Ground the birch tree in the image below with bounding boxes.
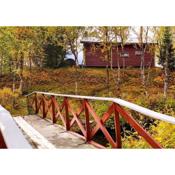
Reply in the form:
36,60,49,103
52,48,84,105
132,26,155,95
112,27,130,83
88,26,114,94
87,26,130,96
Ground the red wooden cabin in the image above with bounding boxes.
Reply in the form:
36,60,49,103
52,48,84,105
81,40,155,68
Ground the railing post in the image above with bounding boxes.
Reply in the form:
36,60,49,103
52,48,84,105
0,131,7,148
26,95,30,114
84,99,91,142
42,94,46,118
113,103,122,148
51,96,56,123
64,97,70,131
34,93,38,114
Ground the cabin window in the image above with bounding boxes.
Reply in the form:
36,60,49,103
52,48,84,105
95,43,100,48
120,52,129,58
135,50,142,55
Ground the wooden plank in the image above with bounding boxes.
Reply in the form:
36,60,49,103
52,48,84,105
19,115,96,149
14,117,56,149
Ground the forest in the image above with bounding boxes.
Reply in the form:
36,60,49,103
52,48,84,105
1,26,175,148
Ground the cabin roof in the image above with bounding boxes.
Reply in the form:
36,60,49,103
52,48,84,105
81,37,156,45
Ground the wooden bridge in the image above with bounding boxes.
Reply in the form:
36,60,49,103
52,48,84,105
1,91,175,149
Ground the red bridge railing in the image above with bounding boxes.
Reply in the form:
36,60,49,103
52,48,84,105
27,91,175,148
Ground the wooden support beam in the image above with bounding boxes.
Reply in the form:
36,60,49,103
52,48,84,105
84,100,91,142
115,104,162,148
85,101,116,148
42,95,46,119
51,96,56,123
34,93,38,114
113,103,122,148
64,97,70,131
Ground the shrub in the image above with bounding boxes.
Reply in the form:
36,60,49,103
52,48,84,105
151,121,175,148
153,76,163,87
122,134,150,148
0,87,19,111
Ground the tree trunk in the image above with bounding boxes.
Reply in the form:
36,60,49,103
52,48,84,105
19,78,23,94
110,47,121,97
9,58,12,74
117,63,121,83
140,51,145,87
0,56,3,76
114,51,121,97
75,81,78,95
106,65,110,95
74,53,79,66
12,73,16,92
110,47,113,69
146,57,153,87
29,57,32,72
72,52,79,95
164,55,169,99
19,52,24,95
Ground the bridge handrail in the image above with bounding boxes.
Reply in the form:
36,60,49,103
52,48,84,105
0,105,32,148
26,91,175,125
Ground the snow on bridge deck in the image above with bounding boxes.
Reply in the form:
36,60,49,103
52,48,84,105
14,115,96,149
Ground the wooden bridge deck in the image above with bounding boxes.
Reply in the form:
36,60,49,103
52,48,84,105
14,115,96,149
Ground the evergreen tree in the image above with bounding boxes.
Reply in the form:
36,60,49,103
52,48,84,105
43,42,65,68
157,27,175,98
158,27,175,70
